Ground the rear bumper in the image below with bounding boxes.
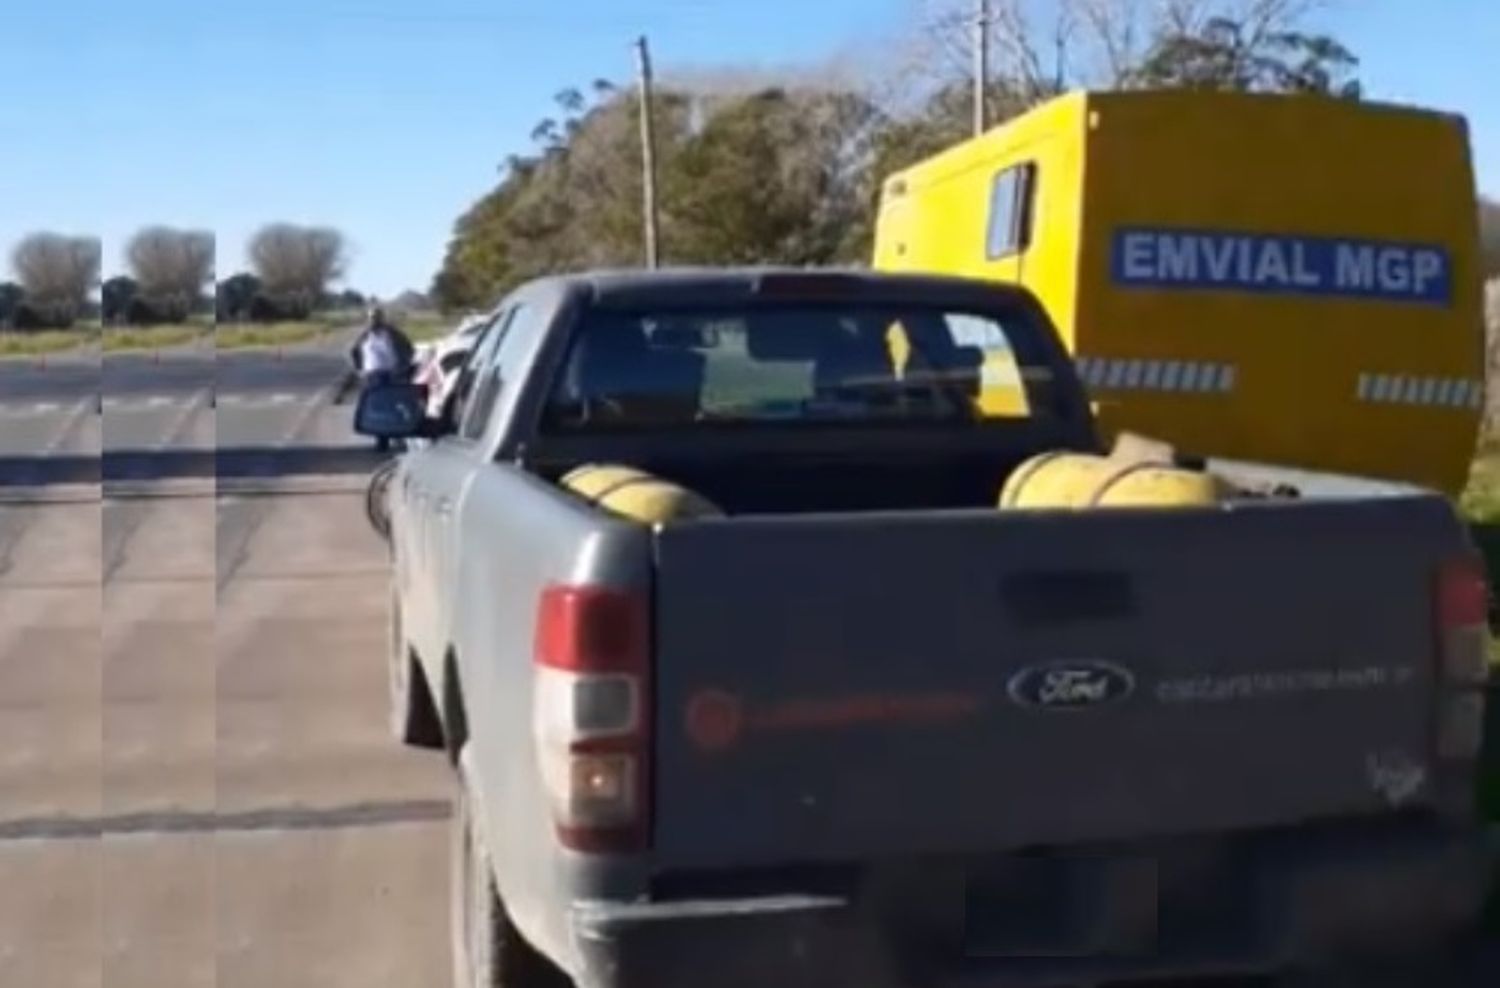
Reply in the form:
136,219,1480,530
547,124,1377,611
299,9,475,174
569,821,1495,988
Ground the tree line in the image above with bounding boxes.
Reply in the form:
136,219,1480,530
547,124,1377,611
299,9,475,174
215,223,358,323
430,0,1499,313
0,234,101,329
0,223,362,331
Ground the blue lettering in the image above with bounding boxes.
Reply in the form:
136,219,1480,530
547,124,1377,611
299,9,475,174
1412,250,1443,295
1291,243,1320,287
1378,248,1410,293
1235,238,1253,282
1122,233,1155,280
1336,244,1376,289
1158,235,1198,281
1111,228,1450,305
1202,238,1236,281
1253,241,1290,285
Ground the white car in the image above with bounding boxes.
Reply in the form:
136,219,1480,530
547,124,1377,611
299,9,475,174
412,313,481,368
413,316,486,418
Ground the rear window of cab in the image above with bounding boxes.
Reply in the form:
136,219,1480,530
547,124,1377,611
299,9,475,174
539,303,1050,432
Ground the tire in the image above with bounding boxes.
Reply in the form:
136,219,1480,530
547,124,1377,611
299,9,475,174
366,458,398,541
388,588,443,749
451,748,572,988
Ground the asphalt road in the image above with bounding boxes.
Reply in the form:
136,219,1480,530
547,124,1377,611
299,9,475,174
0,334,369,476
0,352,100,405
0,487,450,987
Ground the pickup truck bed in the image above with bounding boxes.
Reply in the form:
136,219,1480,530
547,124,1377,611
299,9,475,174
360,267,1494,988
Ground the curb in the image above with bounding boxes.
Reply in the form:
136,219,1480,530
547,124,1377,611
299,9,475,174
0,475,371,503
0,484,101,505
216,475,371,496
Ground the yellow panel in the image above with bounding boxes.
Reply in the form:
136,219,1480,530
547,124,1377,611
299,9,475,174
874,90,1485,496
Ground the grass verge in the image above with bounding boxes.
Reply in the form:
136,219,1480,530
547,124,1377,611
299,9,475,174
215,320,341,350
402,312,453,342
0,328,98,356
102,324,211,352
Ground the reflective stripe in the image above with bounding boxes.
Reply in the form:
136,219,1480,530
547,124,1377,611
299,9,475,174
1072,357,1236,395
1161,361,1183,391
1354,373,1484,409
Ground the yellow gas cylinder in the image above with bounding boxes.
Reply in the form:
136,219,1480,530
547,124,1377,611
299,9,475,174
1090,461,1235,508
559,463,656,500
560,463,724,524
999,452,1232,510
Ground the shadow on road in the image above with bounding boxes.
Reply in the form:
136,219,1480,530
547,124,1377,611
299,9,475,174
0,445,392,487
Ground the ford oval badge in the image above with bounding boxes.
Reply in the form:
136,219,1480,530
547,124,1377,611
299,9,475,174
1006,661,1135,710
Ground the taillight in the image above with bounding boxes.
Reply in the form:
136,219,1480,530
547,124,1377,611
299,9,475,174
1434,556,1490,760
533,584,649,853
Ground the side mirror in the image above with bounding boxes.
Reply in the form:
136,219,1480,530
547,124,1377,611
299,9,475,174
354,382,427,438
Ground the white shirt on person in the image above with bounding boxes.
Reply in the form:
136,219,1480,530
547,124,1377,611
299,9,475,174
360,329,399,373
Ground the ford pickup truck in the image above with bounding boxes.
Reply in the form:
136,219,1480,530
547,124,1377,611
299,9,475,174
354,267,1494,988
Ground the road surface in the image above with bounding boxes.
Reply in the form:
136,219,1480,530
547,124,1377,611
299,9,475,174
0,484,451,987
1,333,372,485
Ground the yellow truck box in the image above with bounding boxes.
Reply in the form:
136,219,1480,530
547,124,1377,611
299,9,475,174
873,89,1487,496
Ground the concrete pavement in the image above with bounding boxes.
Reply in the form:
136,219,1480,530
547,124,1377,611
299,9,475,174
0,486,450,987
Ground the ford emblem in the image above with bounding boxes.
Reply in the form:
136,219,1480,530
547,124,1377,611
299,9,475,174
1006,661,1135,710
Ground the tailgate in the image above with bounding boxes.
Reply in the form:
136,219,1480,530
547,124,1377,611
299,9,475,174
650,498,1458,869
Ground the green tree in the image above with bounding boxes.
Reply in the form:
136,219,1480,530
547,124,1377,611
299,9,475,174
431,0,1365,297
665,88,881,265
1130,16,1360,95
216,272,262,322
9,232,100,325
102,275,138,325
0,281,23,327
430,84,692,309
124,226,214,322
1481,196,1500,278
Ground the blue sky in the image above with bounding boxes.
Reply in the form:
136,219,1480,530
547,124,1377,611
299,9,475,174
0,0,1495,297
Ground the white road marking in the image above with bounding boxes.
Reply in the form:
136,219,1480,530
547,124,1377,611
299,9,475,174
280,383,338,446
216,391,304,407
103,395,179,412
41,400,95,456
0,401,67,417
157,388,210,449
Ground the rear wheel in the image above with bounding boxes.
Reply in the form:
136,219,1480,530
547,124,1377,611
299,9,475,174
451,749,572,988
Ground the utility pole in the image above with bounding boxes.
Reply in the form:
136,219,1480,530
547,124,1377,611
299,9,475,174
634,35,661,269
972,0,989,137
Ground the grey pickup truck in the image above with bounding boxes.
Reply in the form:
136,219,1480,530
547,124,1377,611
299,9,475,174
355,268,1494,988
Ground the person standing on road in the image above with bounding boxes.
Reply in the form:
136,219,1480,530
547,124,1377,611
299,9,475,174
349,305,416,452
